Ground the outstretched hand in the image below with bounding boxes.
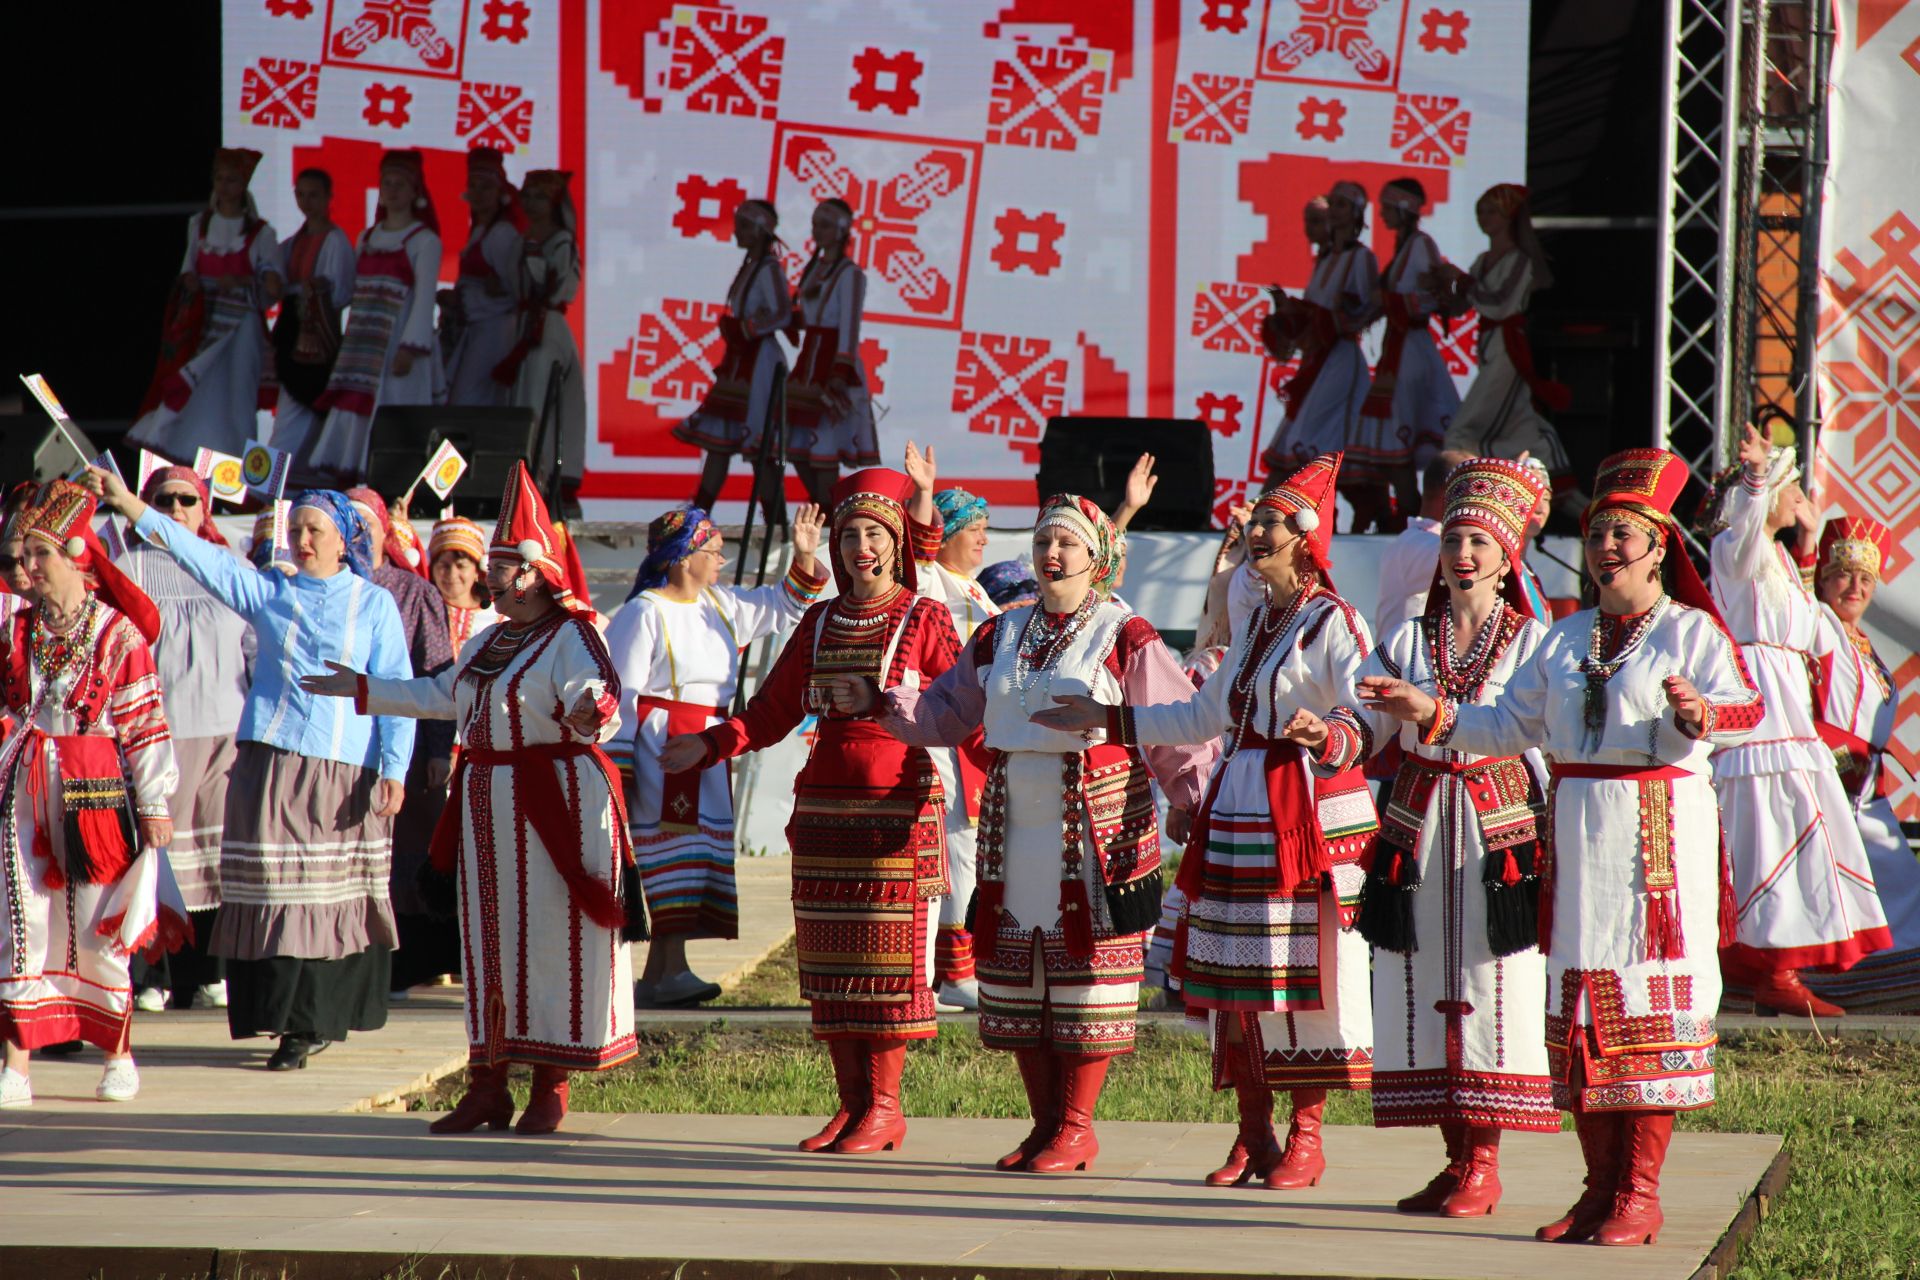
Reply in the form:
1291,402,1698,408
1358,676,1438,727
1737,422,1770,473
1029,693,1105,734
299,659,363,699
82,465,140,519
659,734,707,775
1123,453,1159,515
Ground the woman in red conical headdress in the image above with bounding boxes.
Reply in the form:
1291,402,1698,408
1024,453,1379,1188
128,146,285,465
1359,444,1767,1247
300,463,639,1136
293,149,446,487
499,169,588,509
1337,457,1558,1218
441,148,526,411
879,479,1215,1175
675,198,793,516
1436,183,1581,517
657,465,962,1155
1707,423,1891,1016
0,481,184,1111
1801,515,1920,1012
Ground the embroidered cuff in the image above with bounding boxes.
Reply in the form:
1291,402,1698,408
135,803,171,820
785,557,830,602
1107,704,1137,747
1420,696,1458,748
1741,464,1768,494
1678,699,1723,741
908,514,944,564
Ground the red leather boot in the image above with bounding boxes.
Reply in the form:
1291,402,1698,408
1593,1111,1674,1246
1751,967,1844,1019
1206,1076,1281,1187
1438,1126,1502,1216
834,1041,908,1153
428,1063,513,1134
1395,1122,1468,1212
1263,1088,1328,1189
515,1064,570,1135
997,1047,1062,1171
1027,1053,1109,1173
1537,1110,1620,1242
799,1039,869,1152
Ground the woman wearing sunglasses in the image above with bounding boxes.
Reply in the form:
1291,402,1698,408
118,469,255,1014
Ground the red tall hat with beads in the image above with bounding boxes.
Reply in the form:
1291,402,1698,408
1818,515,1893,581
489,463,591,615
1422,456,1550,617
1254,451,1342,585
827,467,918,592
19,480,161,643
1583,447,1728,631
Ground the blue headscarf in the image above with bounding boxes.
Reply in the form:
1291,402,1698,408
978,557,1038,608
290,489,374,578
627,506,717,600
934,487,989,541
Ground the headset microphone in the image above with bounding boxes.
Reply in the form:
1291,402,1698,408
1597,545,1652,587
1045,563,1092,581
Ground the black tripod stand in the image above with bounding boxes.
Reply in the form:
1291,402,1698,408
733,367,790,590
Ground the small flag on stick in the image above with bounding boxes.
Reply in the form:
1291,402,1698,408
193,447,248,506
409,438,470,503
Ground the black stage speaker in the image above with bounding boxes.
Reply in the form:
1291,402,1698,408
1034,417,1214,530
0,415,102,486
363,406,539,518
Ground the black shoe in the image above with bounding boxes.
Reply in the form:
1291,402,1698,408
267,1036,331,1071
38,1039,85,1057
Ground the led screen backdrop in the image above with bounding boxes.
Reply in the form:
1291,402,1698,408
223,0,1530,524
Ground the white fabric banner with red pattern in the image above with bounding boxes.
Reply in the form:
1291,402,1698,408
1818,0,1920,821
221,0,1529,525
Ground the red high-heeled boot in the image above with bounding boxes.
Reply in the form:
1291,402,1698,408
514,1064,570,1135
834,1042,908,1153
997,1047,1062,1171
1438,1126,1502,1216
1592,1111,1674,1246
1263,1088,1328,1189
1751,967,1844,1019
1536,1110,1620,1243
1027,1053,1109,1173
799,1039,869,1152
1206,1073,1281,1187
1395,1122,1468,1212
429,1063,513,1134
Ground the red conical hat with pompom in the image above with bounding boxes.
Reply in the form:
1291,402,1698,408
488,463,590,615
19,480,160,644
1254,451,1342,584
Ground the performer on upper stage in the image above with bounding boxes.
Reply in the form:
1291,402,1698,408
1338,458,1556,1218
502,171,587,506
880,493,1213,1174
1437,185,1576,509
1032,456,1376,1190
1804,518,1920,1011
1707,425,1890,1016
129,147,282,463
604,501,827,1008
658,469,960,1154
1360,447,1763,1247
1347,179,1460,532
267,168,356,466
782,199,882,509
0,482,181,1108
901,444,998,1010
676,200,793,515
1261,184,1380,495
439,148,525,410
296,150,445,486
303,462,638,1135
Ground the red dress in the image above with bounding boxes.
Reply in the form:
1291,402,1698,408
699,585,962,1040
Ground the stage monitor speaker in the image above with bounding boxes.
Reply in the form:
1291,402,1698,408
0,415,101,486
1035,417,1215,530
363,406,539,519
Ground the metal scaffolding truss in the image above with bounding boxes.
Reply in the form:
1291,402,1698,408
1657,0,1830,490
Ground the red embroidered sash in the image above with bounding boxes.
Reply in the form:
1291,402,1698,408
1815,721,1891,802
1544,761,1709,960
637,695,725,834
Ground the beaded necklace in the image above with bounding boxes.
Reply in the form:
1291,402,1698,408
1012,589,1101,719
1427,602,1509,700
1226,580,1317,756
1577,595,1670,747
31,597,97,686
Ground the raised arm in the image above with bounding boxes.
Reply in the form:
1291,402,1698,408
698,605,819,763
1110,618,1215,813
131,505,275,618
725,505,829,641
882,614,992,748
1418,631,1551,758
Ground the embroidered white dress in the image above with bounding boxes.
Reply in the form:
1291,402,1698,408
1442,250,1571,475
1350,610,1556,1131
1347,231,1458,486
602,561,822,939
358,613,637,1069
1267,243,1379,468
672,254,791,456
1430,600,1760,1111
1710,467,1890,970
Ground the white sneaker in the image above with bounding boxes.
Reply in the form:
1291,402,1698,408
0,1068,30,1109
937,979,980,1011
193,981,228,1010
133,987,168,1013
96,1060,140,1102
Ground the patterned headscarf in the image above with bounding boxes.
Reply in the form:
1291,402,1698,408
291,489,374,579
978,558,1039,608
1035,494,1120,596
628,506,718,599
933,487,989,541
140,466,229,547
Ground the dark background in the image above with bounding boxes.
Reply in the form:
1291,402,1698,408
0,1,1663,486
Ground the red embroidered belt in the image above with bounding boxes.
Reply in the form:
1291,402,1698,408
637,696,727,830
1817,722,1892,801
